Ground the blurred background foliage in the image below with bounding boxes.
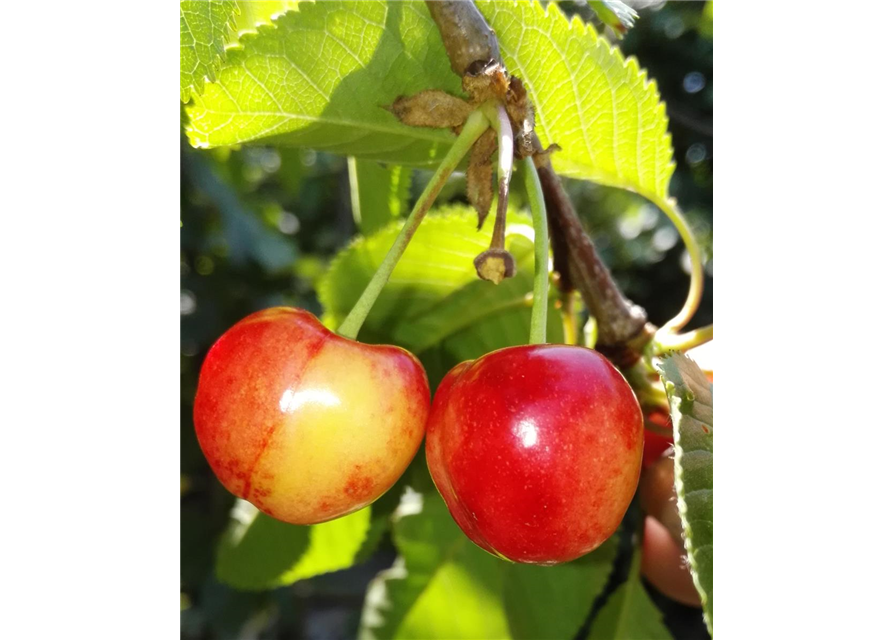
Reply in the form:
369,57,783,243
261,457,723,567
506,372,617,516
181,1,712,638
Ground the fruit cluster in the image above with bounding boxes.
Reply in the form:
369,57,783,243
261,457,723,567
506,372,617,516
194,307,645,564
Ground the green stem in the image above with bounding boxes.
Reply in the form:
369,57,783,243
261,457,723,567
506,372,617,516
337,110,490,340
652,324,713,355
522,157,550,345
625,359,668,410
655,198,704,333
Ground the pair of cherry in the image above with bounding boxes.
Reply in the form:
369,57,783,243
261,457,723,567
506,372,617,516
194,307,644,565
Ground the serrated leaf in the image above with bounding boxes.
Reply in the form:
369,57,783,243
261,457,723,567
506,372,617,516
180,1,302,104
477,0,675,202
359,492,617,640
180,0,238,102
348,158,412,236
318,206,563,370
216,500,373,591
587,575,671,639
658,352,713,634
186,1,461,166
232,0,299,36
185,1,674,206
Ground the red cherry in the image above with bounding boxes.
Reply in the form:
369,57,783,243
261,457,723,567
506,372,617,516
642,516,702,607
643,409,674,469
194,307,429,525
425,345,644,564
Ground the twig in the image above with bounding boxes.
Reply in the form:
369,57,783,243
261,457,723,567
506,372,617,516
426,1,502,75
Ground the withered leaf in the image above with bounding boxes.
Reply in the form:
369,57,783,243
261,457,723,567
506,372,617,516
532,143,562,168
466,129,497,228
462,59,510,104
506,76,537,157
386,90,473,129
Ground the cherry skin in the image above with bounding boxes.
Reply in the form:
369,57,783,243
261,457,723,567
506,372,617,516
643,409,674,469
425,345,643,565
639,456,701,607
194,307,429,525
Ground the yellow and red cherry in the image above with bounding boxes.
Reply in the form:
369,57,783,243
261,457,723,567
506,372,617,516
193,307,429,525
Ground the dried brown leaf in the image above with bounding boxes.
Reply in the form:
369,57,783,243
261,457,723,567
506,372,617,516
462,59,510,104
466,129,497,227
532,143,562,168
386,90,473,129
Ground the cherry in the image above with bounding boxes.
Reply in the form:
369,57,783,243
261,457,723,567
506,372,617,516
643,409,675,469
639,456,701,607
425,345,643,564
193,307,429,525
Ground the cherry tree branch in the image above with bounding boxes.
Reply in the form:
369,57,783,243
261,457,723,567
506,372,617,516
426,0,503,75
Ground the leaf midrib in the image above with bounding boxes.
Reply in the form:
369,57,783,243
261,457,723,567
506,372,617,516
192,108,454,144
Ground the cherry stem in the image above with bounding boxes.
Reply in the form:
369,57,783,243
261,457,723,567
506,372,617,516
474,102,516,284
655,197,704,335
651,323,713,356
522,156,550,345
624,359,669,411
337,110,491,340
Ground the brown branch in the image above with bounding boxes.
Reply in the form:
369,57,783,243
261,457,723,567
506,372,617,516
425,0,650,349
426,1,502,75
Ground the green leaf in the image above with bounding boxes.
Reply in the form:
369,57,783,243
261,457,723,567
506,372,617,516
477,0,674,202
587,574,671,639
186,1,674,205
359,491,617,640
232,1,299,36
503,548,619,640
186,1,461,166
318,206,563,373
588,0,638,35
216,499,373,591
657,352,714,634
181,1,303,103
180,0,238,102
348,158,412,235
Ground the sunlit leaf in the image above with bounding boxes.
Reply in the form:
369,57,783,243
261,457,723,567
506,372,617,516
216,500,373,591
180,0,238,102
186,1,460,166
477,0,674,203
181,1,304,103
186,1,674,206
